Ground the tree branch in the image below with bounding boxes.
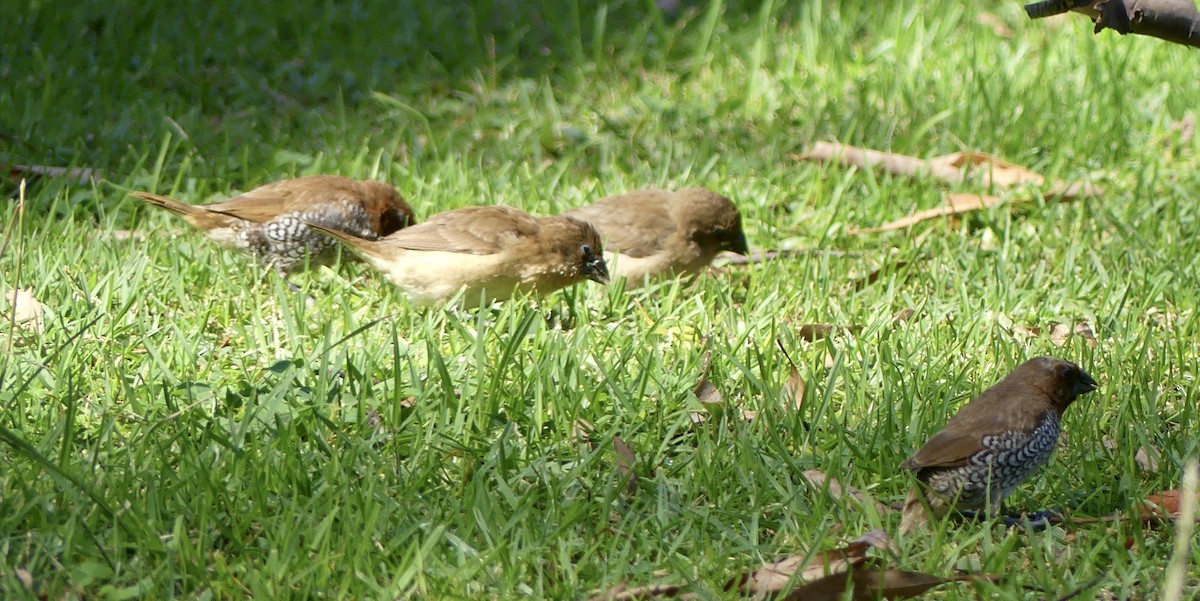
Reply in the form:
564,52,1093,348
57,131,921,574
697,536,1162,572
1025,0,1200,48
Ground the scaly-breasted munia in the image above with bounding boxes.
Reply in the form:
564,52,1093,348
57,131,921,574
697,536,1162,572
562,187,748,285
132,175,415,278
308,205,609,307
900,357,1099,533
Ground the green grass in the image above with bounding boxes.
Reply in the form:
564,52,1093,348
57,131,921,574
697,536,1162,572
3,0,1199,598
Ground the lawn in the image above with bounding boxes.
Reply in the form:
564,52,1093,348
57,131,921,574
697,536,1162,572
2,0,1198,598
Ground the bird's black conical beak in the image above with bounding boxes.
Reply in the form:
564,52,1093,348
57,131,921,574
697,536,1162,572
585,257,610,284
1075,370,1099,396
728,231,750,256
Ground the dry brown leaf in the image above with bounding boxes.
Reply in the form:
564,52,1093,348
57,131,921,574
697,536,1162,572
977,12,1013,37
574,418,596,440
797,324,836,341
735,543,868,595
796,143,928,178
797,143,1101,235
7,164,99,185
996,313,1102,346
1135,445,1161,473
1050,321,1097,347
1050,322,1073,346
850,530,897,554
731,530,896,596
601,531,907,600
697,343,713,376
753,342,814,426
692,345,720,407
613,436,638,496
776,339,806,411
1174,114,1196,145
1141,490,1184,521
691,374,760,423
892,308,916,324
783,565,1001,601
588,581,691,601
1146,307,1180,328
575,420,648,495
693,379,722,405
851,193,1003,234
797,144,1042,188
782,368,806,411
926,151,1045,188
1012,323,1042,339
3,288,45,333
797,324,862,341
14,568,33,590
797,143,1100,200
1163,461,1198,601
802,470,890,514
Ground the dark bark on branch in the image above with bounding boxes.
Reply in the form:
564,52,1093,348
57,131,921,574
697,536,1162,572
1025,0,1200,48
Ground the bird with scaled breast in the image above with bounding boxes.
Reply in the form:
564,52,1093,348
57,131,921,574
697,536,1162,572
307,205,610,307
899,357,1099,533
562,187,748,285
131,175,415,281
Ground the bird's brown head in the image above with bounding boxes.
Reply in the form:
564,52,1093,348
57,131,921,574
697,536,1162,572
677,188,749,256
363,181,417,235
540,216,610,285
1015,357,1099,413
379,194,417,235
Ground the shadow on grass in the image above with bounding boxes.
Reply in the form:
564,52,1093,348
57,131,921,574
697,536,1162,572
2,0,804,173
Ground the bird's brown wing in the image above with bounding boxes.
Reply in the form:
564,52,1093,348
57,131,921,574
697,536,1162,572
204,176,360,223
564,192,675,258
904,394,1033,471
385,206,538,255
902,429,982,470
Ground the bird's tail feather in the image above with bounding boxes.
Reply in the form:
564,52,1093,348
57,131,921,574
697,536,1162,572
132,191,200,217
133,191,238,230
304,222,374,254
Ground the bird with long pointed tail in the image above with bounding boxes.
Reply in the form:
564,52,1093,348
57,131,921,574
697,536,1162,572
132,175,415,282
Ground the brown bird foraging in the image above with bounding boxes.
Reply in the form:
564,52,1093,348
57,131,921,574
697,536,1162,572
563,187,748,284
899,357,1099,533
132,175,415,278
308,205,609,307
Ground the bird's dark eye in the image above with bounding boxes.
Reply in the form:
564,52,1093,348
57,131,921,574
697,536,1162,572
581,244,593,258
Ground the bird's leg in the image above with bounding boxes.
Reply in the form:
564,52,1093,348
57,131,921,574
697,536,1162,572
275,264,301,293
274,263,316,306
1001,508,1059,530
